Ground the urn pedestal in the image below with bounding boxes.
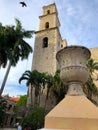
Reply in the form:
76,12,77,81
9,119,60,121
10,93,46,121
43,46,98,130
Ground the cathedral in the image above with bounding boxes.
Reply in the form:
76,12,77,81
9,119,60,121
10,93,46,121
27,3,98,109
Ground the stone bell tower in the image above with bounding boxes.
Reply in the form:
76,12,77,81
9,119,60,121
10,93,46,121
32,3,67,74
27,3,67,109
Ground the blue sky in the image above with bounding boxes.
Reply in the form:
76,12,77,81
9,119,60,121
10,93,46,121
0,0,98,97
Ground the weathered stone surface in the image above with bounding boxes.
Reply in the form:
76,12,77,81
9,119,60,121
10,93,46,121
56,46,90,85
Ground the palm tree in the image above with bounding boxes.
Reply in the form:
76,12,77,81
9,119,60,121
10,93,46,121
0,23,8,68
87,58,98,79
84,58,98,101
0,19,34,96
51,70,68,104
19,70,46,107
43,73,54,112
85,75,98,100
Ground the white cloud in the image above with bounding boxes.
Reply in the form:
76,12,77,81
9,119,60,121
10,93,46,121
66,5,76,16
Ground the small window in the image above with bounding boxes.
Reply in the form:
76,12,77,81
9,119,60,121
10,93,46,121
47,10,50,14
61,44,63,48
43,37,48,48
45,22,49,29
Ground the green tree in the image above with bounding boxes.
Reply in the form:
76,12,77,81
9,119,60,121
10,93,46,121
51,70,68,104
85,75,98,100
87,58,98,78
15,95,27,119
19,70,46,107
16,95,27,106
84,58,98,101
0,23,8,68
43,73,54,113
20,107,44,130
0,19,34,96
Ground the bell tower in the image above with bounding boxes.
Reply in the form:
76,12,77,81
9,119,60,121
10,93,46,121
32,3,67,74
27,3,67,109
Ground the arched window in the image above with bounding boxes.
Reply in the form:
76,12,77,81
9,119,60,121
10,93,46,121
61,44,63,48
45,22,49,29
43,37,48,48
47,10,50,14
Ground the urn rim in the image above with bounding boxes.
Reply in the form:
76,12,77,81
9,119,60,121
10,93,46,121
56,45,91,61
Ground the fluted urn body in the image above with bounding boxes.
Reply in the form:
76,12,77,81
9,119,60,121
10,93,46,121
56,46,91,95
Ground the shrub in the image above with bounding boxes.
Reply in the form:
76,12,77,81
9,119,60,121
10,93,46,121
21,107,44,130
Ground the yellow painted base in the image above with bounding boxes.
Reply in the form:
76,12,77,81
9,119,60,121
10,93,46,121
45,95,98,130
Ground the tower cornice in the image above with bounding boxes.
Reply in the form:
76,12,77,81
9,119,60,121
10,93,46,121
39,12,61,27
39,12,57,18
35,27,62,39
43,3,58,14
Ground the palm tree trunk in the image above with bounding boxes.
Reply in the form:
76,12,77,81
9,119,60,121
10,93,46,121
44,93,48,116
0,60,12,96
44,86,50,115
38,87,41,106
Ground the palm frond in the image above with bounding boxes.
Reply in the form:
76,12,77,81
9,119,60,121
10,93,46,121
19,77,29,84
15,18,22,32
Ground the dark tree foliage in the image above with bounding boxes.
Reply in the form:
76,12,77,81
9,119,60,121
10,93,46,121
52,70,68,104
20,107,44,130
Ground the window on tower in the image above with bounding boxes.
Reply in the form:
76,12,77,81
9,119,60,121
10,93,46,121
43,37,48,48
61,44,63,48
45,22,49,29
47,10,50,14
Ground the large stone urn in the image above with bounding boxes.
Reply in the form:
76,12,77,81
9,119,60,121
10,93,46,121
56,45,91,95
44,45,98,130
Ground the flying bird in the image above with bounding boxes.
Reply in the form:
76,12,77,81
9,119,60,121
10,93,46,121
20,1,27,7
